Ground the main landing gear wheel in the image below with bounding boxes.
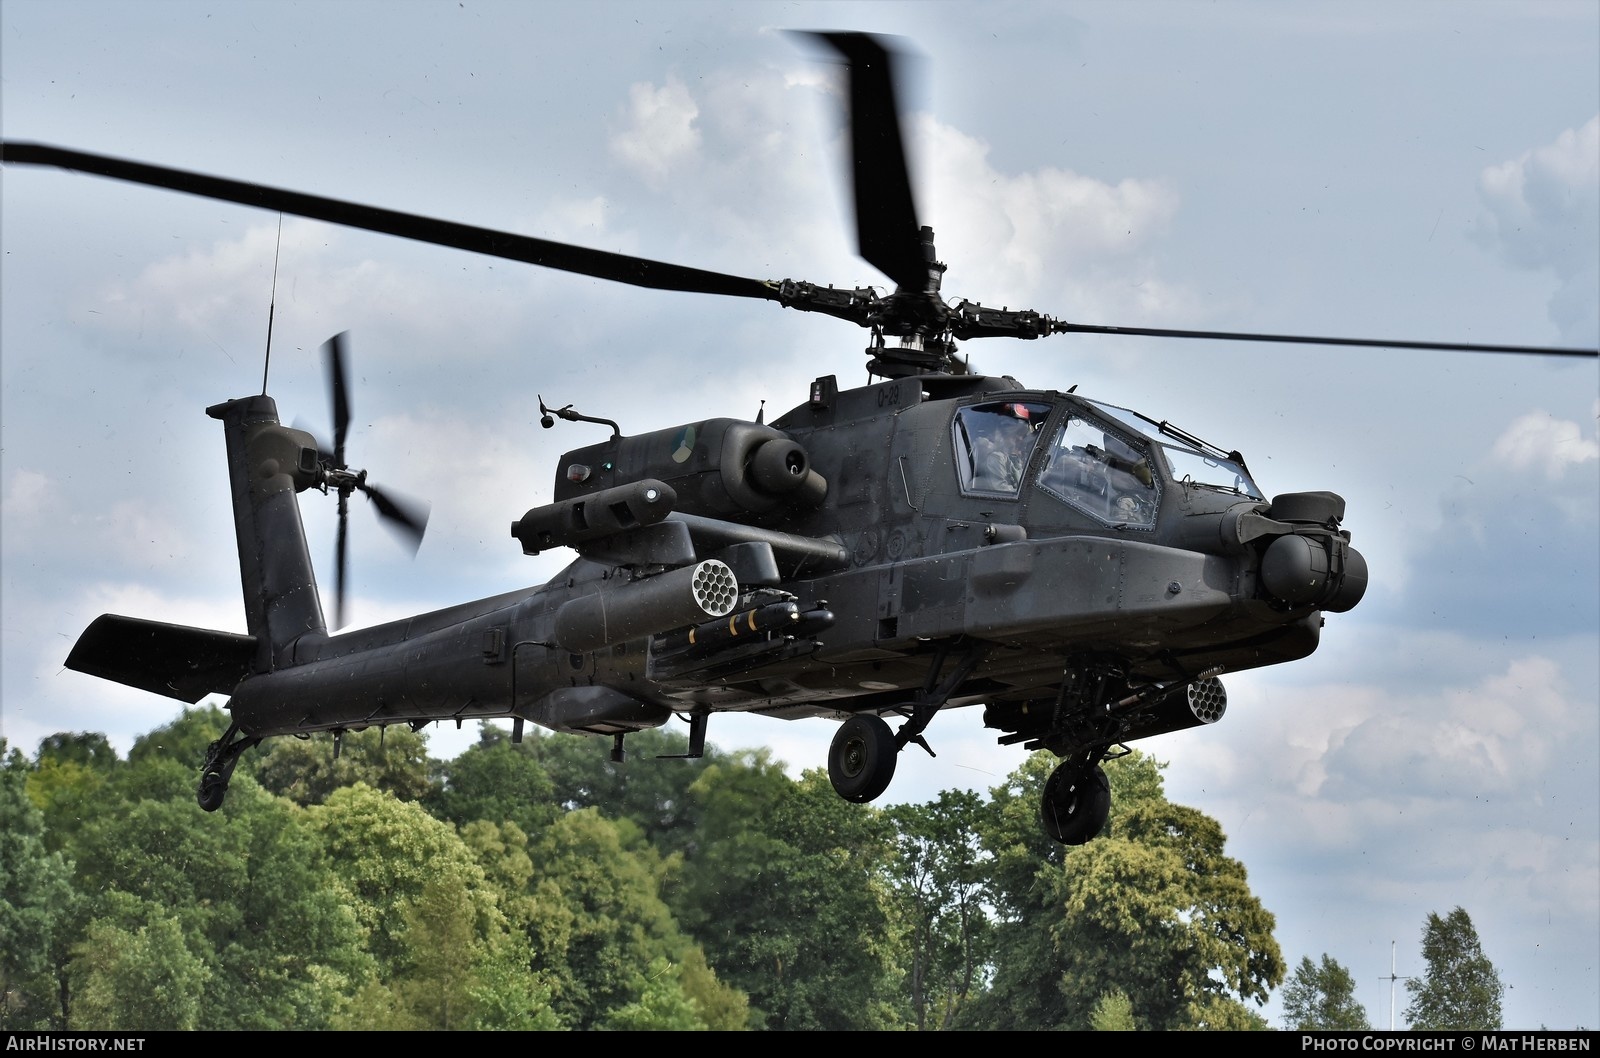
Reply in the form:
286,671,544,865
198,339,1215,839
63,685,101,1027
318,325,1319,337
1040,762,1111,845
829,713,897,803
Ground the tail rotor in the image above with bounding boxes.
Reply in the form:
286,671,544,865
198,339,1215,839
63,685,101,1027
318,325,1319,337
314,332,430,629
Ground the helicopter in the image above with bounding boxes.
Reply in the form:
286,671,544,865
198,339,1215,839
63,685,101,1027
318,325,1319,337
5,32,1594,846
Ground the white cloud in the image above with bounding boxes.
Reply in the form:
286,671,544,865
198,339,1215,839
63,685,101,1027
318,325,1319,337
609,76,701,188
4,469,55,518
1490,408,1600,480
1474,115,1600,344
917,114,1192,323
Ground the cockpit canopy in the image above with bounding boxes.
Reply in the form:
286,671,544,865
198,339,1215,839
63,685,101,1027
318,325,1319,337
952,395,1262,528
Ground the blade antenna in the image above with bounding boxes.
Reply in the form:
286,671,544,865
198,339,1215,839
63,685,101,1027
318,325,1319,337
261,213,283,395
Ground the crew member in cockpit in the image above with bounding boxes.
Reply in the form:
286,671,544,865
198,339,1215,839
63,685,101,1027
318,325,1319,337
978,416,1033,490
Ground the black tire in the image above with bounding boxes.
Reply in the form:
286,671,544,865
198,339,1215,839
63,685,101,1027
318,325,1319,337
197,773,227,813
828,713,897,803
1040,762,1111,845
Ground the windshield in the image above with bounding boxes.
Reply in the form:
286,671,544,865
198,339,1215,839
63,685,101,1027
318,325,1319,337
1086,399,1264,499
1157,445,1262,497
953,400,1052,494
1038,412,1159,526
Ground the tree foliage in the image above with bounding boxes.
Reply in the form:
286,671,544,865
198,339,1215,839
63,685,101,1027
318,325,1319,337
0,742,79,1029
675,756,905,1030
1090,989,1137,1030
1283,954,1371,1030
1404,907,1505,1030
253,726,437,807
69,913,208,1030
425,731,561,837
885,790,994,1030
16,715,1303,1033
967,750,1282,1031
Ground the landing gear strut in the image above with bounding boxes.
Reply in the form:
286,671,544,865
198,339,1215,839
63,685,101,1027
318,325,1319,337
825,642,987,805
196,723,260,812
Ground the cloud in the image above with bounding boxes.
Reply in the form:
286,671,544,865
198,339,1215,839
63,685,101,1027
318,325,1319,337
916,114,1193,325
4,469,55,518
609,76,701,188
1473,115,1600,345
1386,405,1599,637
1490,408,1600,481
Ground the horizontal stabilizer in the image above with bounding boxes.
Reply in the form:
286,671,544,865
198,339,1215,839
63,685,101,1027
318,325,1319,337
65,615,256,703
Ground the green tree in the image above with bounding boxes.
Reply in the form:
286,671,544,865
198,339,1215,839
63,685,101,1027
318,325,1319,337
61,750,375,1031
523,726,719,856
253,726,437,806
1090,989,1137,1030
390,876,498,1029
115,708,231,809
1404,907,1504,1030
68,912,209,1030
425,730,562,837
885,789,994,1030
968,750,1282,1031
598,956,707,1030
312,782,570,1029
197,780,376,1030
524,805,746,1029
33,732,119,771
308,782,504,975
125,706,230,769
0,742,79,1029
1282,954,1371,1030
676,755,905,1030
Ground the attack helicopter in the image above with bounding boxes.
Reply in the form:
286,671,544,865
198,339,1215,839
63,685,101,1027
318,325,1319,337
5,33,1594,846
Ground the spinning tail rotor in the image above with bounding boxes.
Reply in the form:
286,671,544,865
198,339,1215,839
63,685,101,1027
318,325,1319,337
312,332,430,629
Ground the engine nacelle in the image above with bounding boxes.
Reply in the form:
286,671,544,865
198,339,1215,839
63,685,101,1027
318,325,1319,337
553,418,827,518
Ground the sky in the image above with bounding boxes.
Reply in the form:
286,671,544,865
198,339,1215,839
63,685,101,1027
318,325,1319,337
2,0,1596,1031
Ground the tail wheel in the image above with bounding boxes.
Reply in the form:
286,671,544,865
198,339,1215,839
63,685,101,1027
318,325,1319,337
828,713,897,803
197,771,228,813
1040,762,1111,845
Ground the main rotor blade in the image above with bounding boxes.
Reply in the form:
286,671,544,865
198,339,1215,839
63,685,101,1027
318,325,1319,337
323,332,351,467
811,32,926,292
2,141,779,302
1051,320,1599,358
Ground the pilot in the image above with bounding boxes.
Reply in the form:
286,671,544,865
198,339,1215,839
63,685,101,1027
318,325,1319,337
979,418,1032,490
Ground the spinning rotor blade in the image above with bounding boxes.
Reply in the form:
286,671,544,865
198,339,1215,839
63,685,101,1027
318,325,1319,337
0,141,778,302
1048,321,1597,359
945,303,1600,359
809,31,926,293
324,332,351,468
362,484,430,553
315,333,430,630
334,498,350,633
6,47,1594,363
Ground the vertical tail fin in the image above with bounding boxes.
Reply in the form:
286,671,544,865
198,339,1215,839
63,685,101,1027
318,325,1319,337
206,395,328,670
